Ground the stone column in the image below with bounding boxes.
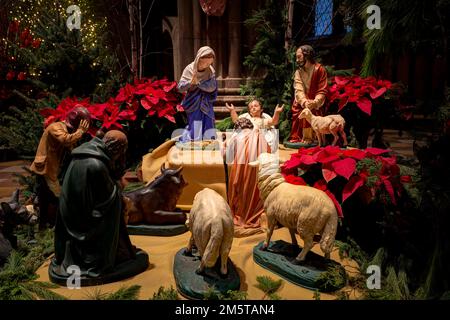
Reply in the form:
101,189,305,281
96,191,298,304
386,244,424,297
206,16,222,78
162,17,180,81
227,0,241,79
177,0,194,73
192,0,202,54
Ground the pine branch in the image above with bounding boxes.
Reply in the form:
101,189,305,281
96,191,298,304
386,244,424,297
104,285,141,300
150,286,179,300
255,275,283,299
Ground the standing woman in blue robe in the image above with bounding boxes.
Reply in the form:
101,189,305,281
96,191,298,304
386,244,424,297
178,46,218,142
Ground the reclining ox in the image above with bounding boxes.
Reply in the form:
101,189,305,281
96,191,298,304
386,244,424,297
124,164,188,225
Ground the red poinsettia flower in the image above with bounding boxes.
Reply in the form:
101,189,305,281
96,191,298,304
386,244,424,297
281,145,410,211
17,72,26,80
101,107,123,130
115,83,136,103
6,71,15,80
328,75,393,116
282,174,306,185
8,20,20,34
40,97,91,127
32,38,42,49
313,180,343,218
19,28,30,41
139,86,168,106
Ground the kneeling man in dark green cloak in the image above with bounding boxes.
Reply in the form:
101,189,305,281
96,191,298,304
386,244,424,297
49,130,149,286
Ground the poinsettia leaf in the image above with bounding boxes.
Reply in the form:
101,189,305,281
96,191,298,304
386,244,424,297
283,155,302,170
147,95,160,105
322,163,337,183
342,175,364,202
163,82,177,92
314,146,341,163
365,147,391,155
383,179,396,205
300,154,317,165
140,98,152,110
165,115,176,123
335,76,349,86
284,174,307,185
343,148,367,160
400,175,412,183
313,179,328,191
356,97,372,115
338,95,349,112
370,87,387,99
324,190,344,218
332,158,357,180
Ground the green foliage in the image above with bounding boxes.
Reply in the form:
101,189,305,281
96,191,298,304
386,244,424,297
85,285,141,300
241,0,295,128
357,0,450,76
313,290,321,300
365,266,411,300
436,87,450,129
335,290,350,300
105,285,141,300
223,290,248,300
19,10,120,98
255,275,283,300
150,286,179,300
12,166,37,199
0,105,43,156
203,287,247,300
335,239,369,269
324,65,355,79
215,117,234,132
0,229,65,300
316,265,347,292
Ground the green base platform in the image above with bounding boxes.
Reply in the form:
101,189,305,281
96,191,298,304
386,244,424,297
283,141,318,149
49,249,149,287
253,240,346,292
173,248,240,299
127,224,188,236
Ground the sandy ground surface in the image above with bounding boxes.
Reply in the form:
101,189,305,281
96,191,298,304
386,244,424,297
35,228,361,300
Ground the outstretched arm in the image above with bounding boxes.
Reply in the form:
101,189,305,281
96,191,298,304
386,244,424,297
267,104,284,126
225,103,239,123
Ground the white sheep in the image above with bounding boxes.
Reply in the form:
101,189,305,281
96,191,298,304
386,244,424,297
249,153,338,264
185,188,234,276
299,108,348,146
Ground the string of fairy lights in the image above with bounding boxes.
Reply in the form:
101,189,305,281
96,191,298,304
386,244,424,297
1,0,113,78
6,0,107,50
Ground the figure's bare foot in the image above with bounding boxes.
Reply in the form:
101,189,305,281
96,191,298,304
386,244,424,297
289,139,300,143
260,243,269,251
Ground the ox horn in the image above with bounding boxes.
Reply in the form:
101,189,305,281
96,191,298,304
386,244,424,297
174,166,183,175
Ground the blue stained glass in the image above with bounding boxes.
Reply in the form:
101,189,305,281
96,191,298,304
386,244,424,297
314,0,333,36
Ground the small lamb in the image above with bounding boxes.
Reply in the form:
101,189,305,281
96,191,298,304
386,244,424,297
249,153,338,264
185,188,234,276
299,108,348,146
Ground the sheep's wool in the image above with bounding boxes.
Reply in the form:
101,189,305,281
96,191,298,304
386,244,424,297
257,162,285,200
